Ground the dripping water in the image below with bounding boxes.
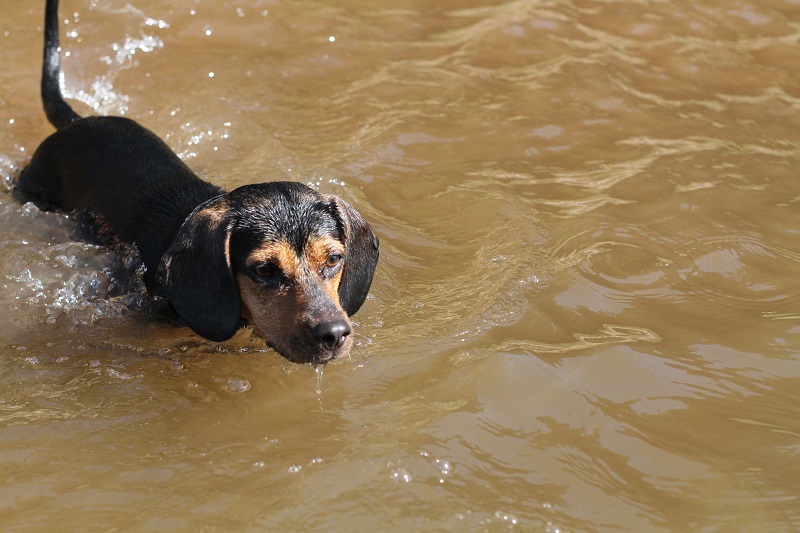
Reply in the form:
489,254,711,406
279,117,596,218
314,364,324,395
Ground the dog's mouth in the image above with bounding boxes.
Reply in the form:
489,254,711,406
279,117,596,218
275,337,352,365
239,298,353,364
251,323,353,365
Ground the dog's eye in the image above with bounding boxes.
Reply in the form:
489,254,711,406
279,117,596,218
325,254,343,269
252,263,278,279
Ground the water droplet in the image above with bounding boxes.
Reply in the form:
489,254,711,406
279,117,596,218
545,521,561,533
390,468,412,483
315,364,324,394
433,458,452,475
288,465,302,473
495,511,519,525
225,377,251,393
106,368,132,380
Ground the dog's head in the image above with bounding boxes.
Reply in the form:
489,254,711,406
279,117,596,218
155,182,379,364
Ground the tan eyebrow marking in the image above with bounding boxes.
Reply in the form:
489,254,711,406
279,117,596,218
305,236,345,270
246,237,345,303
304,236,345,303
247,241,301,279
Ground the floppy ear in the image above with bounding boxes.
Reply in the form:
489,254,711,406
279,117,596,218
156,198,241,342
327,196,379,316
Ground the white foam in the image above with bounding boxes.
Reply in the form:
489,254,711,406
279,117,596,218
64,4,169,115
0,198,148,336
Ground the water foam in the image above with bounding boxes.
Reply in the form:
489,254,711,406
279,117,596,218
0,198,148,336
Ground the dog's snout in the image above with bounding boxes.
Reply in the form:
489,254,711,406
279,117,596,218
311,318,351,351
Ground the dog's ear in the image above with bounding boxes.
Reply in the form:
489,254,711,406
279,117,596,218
156,198,241,342
326,196,379,316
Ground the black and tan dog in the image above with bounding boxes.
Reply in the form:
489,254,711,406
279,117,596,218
14,0,379,364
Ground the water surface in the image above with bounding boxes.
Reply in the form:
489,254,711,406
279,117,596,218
1,0,799,530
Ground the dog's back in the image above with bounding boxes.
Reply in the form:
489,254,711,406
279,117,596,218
17,0,223,276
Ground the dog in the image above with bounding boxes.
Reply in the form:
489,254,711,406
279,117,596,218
14,0,379,364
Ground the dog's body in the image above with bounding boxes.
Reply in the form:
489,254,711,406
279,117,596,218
15,0,379,364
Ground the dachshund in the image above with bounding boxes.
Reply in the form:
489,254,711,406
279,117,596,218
14,0,379,364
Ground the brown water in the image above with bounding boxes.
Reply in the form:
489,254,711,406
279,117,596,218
1,0,799,530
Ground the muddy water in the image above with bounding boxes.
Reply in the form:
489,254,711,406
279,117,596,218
1,0,799,530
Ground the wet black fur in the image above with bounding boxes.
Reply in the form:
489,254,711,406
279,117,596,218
15,0,379,349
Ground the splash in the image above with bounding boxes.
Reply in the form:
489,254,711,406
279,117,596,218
63,4,170,115
0,199,148,336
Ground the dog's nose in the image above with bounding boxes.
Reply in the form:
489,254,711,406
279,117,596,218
310,318,351,351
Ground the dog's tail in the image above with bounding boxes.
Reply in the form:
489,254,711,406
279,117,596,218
42,0,81,129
